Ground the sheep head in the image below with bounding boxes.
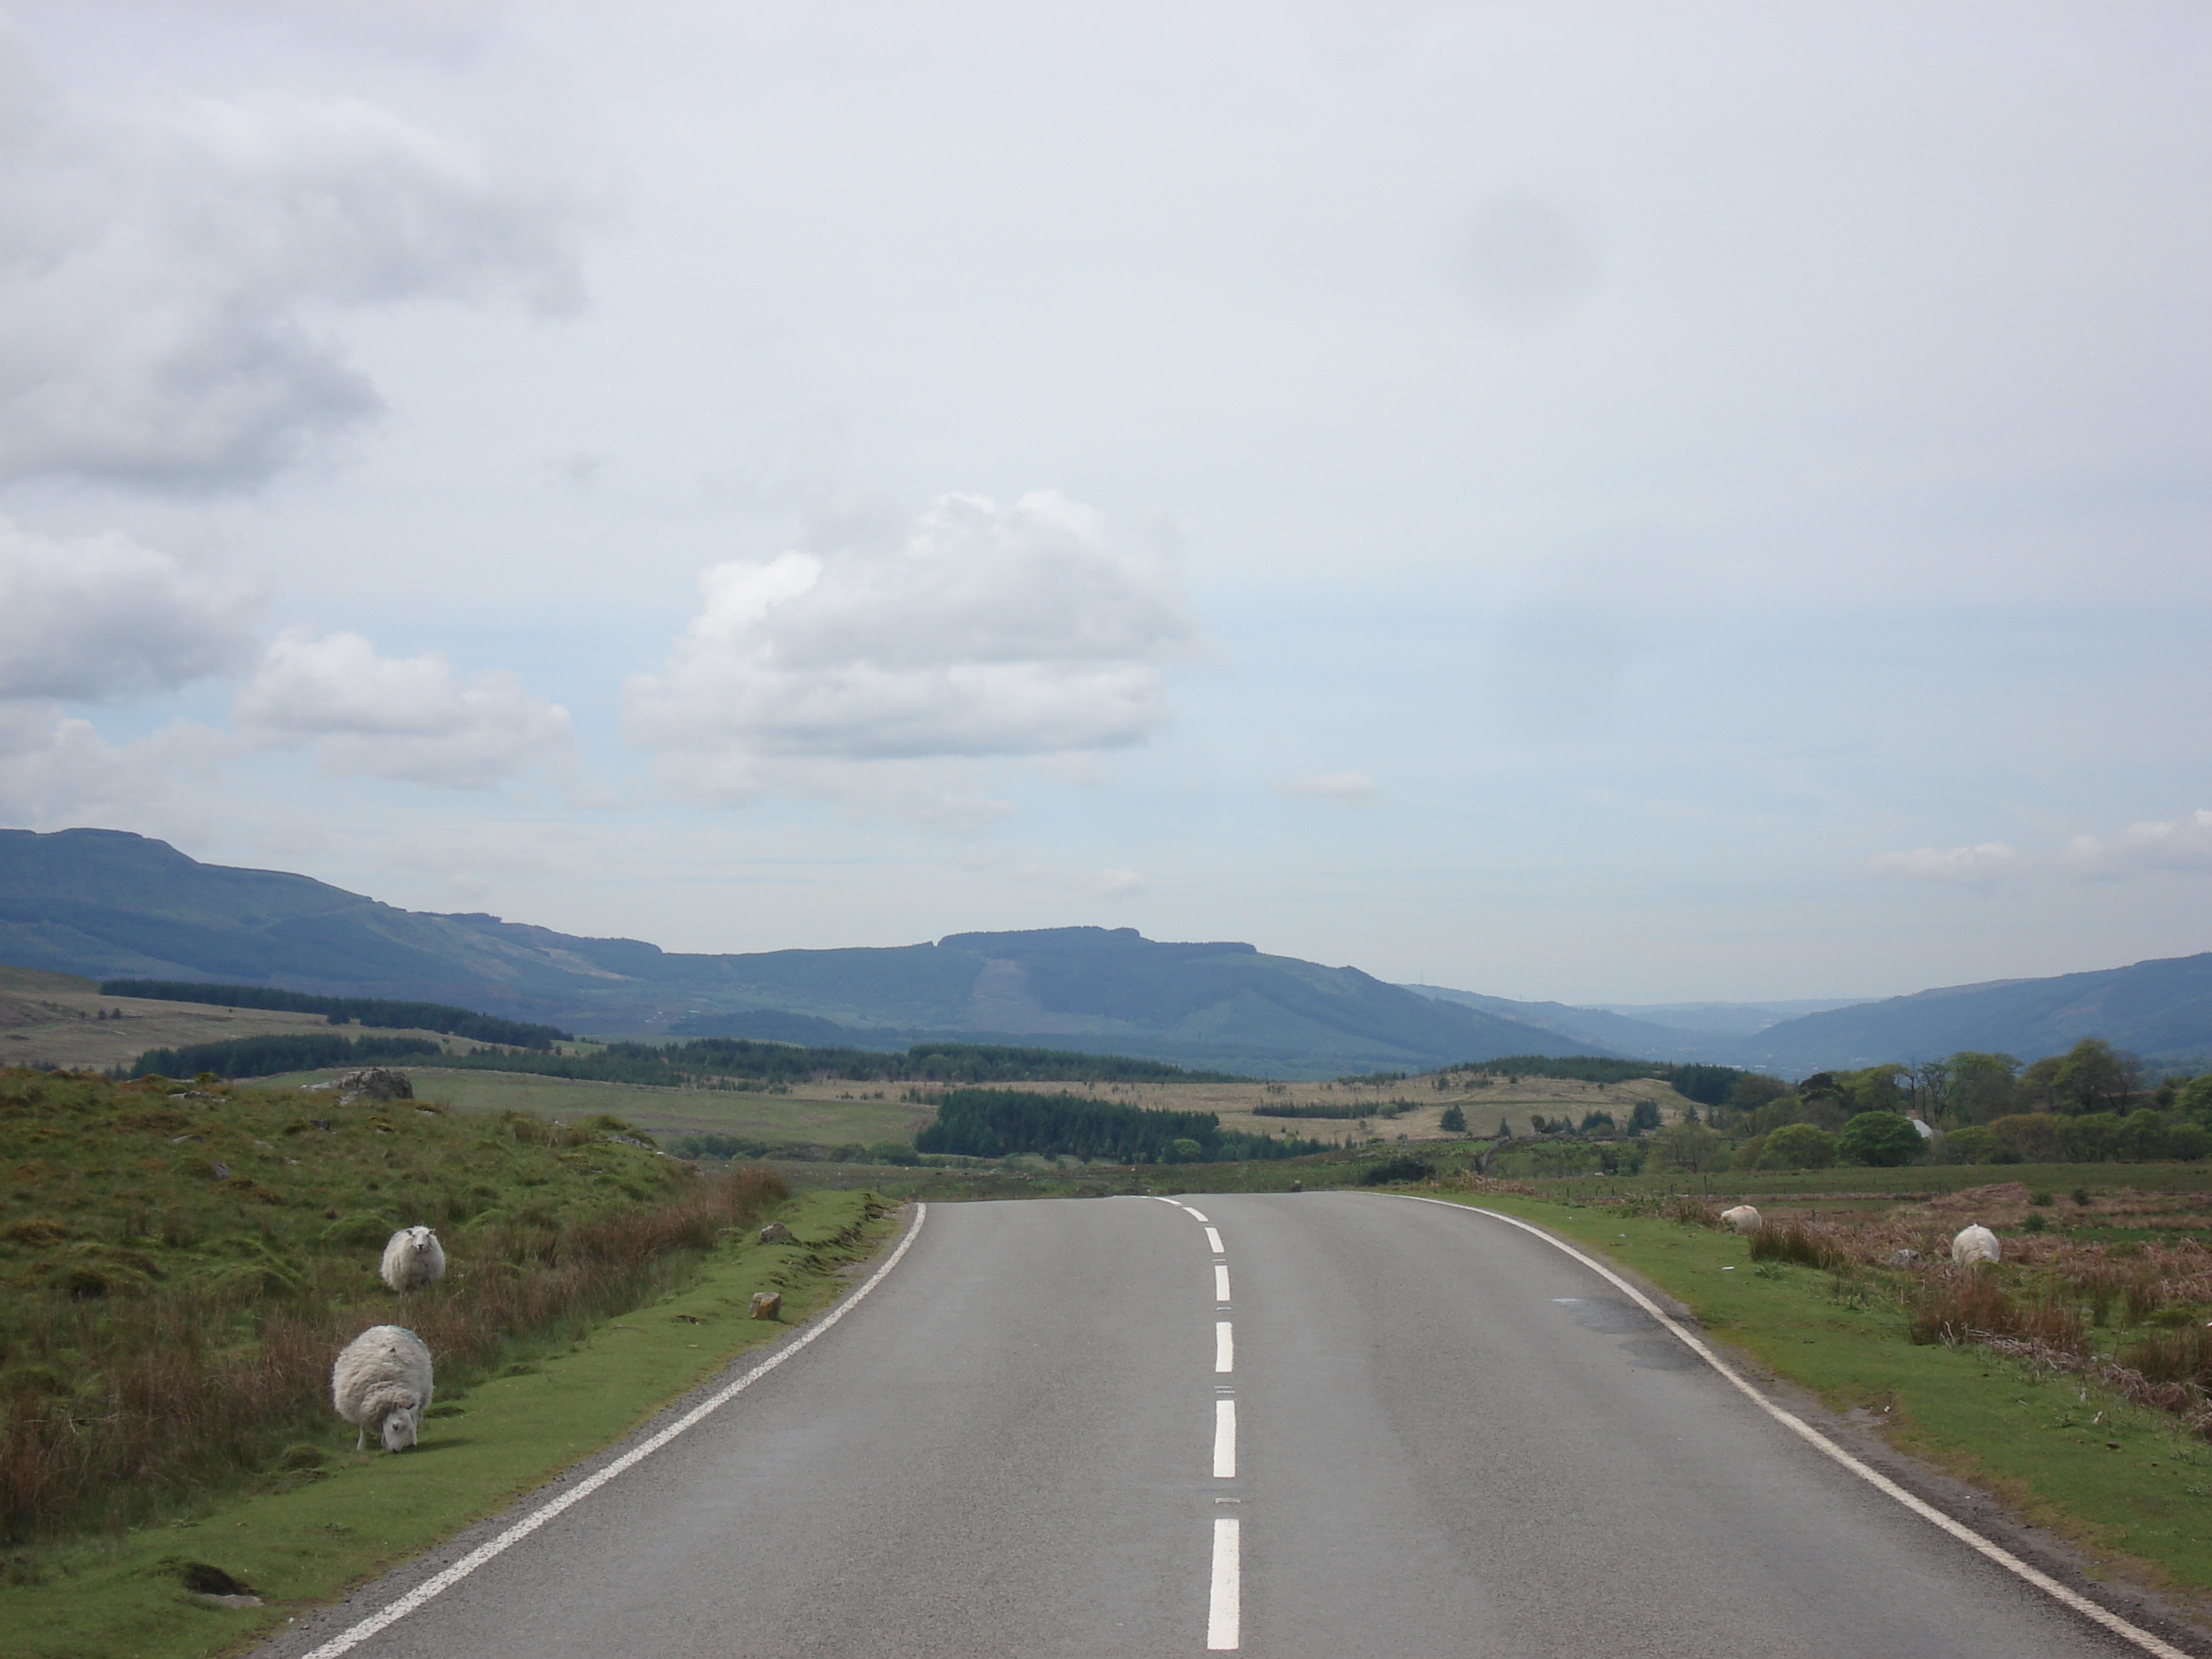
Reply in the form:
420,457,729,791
379,1401,422,1452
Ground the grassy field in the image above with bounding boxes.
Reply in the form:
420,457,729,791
267,1066,932,1149
0,968,488,1075
0,1186,896,1659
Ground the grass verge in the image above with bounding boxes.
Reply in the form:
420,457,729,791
1430,1190,2212,1611
0,1187,898,1659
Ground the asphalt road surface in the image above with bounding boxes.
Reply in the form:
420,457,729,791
266,1192,2165,1659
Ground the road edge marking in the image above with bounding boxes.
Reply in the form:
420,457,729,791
297,1202,931,1659
1390,1193,2189,1659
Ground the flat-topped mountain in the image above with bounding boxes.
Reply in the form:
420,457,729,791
0,827,1593,1078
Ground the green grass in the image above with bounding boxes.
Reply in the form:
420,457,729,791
0,1068,799,1547
1588,1161,2212,1199
1432,1192,2212,1603
267,1067,928,1151
0,1187,895,1659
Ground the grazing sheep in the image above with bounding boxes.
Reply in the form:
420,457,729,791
332,1325,433,1452
1951,1224,2001,1266
1720,1204,1763,1235
380,1226,446,1293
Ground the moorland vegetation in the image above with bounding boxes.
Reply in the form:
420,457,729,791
0,1067,785,1544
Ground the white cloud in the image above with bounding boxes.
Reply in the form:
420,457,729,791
626,490,1193,808
1279,771,1376,804
2060,810,2212,878
234,629,575,790
0,31,599,490
1097,867,1145,895
0,516,259,701
1867,841,2030,886
0,701,225,839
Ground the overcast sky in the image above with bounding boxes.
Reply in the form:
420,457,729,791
0,2,2206,1003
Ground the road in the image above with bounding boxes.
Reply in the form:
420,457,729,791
266,1192,2165,1659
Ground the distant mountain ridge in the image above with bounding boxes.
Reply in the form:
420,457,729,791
1723,954,2212,1075
0,827,1598,1079
1408,958,2212,1075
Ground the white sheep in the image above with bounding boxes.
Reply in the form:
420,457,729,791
1951,1224,2001,1266
331,1324,434,1452
380,1226,447,1293
1720,1204,1763,1235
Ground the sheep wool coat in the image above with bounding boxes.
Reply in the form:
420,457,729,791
332,1324,434,1452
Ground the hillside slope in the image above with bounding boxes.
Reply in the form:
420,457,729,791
0,829,1591,1077
1401,983,1715,1058
1733,952,2212,1073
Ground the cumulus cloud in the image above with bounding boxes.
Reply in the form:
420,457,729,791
1867,841,2031,886
0,31,599,490
0,701,225,839
235,629,575,789
2060,811,2212,877
0,517,259,701
627,491,1193,809
1279,771,1376,804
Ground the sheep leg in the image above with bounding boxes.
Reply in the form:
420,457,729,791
355,1424,367,1451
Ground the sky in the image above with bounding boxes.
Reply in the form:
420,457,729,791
0,1,2206,1004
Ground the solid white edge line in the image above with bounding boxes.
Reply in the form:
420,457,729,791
1214,1398,1237,1478
1215,1320,1234,1374
1205,1226,1225,1254
1213,1262,1232,1302
1391,1194,2190,1659
1207,1516,1242,1650
297,1203,932,1659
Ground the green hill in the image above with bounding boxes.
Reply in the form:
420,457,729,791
1733,952,2212,1073
0,828,1591,1079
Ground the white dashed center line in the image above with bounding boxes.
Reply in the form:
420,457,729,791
1207,1518,1242,1650
1169,1196,1243,1649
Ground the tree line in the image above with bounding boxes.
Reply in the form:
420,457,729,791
119,1030,1234,1087
126,1032,443,1080
100,980,570,1050
1628,1038,2212,1174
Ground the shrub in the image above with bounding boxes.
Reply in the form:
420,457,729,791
1438,1105,1467,1133
1987,1112,2063,1162
1837,1111,1925,1167
1359,1156,1433,1186
1756,1122,1837,1170
1932,1124,2010,1165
